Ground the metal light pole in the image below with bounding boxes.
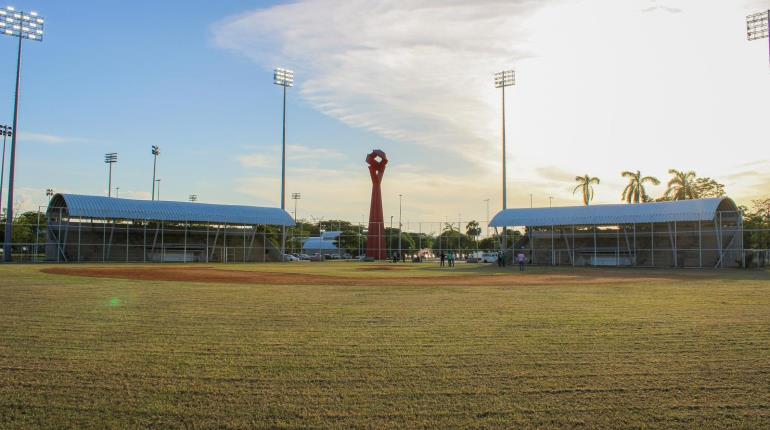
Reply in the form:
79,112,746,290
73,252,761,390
398,194,403,261
747,10,770,67
155,179,161,200
291,192,301,254
549,196,553,208
530,193,533,208
390,215,393,257
2,7,44,262
104,153,117,197
274,67,294,259
484,198,490,239
45,188,53,205
151,145,160,200
494,69,515,254
0,125,11,219
189,194,197,202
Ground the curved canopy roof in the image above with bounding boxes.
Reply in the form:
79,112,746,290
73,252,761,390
47,194,295,226
489,197,738,228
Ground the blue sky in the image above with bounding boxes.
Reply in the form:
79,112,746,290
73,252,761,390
2,0,770,226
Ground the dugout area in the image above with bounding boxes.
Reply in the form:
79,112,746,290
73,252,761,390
491,197,746,268
45,194,295,263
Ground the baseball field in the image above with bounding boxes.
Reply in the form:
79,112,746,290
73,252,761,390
1,262,768,428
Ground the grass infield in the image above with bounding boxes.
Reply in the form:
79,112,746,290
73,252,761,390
1,262,769,428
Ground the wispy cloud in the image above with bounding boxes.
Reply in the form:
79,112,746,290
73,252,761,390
237,144,348,169
19,132,90,145
213,0,547,168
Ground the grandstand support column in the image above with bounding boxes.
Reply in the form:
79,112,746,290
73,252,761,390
551,225,555,266
740,211,745,268
125,222,129,263
698,220,702,268
633,223,637,263
144,223,147,263
616,228,620,267
572,225,575,267
673,221,678,268
593,226,597,265
651,223,655,267
77,221,81,262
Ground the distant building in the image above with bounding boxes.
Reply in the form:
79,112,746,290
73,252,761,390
302,231,341,255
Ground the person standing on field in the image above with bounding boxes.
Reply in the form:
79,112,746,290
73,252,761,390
440,251,446,267
448,250,455,267
517,250,526,272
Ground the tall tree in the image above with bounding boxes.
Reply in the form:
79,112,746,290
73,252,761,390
692,177,726,198
573,174,600,206
621,170,660,203
664,169,697,200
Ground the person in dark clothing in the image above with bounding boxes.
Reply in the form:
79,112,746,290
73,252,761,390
440,252,446,267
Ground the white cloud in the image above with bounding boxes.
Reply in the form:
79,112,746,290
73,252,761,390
215,0,770,220
18,132,90,145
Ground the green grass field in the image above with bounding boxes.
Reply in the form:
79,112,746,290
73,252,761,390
1,263,769,429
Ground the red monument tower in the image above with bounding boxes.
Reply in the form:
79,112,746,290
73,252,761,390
366,150,388,260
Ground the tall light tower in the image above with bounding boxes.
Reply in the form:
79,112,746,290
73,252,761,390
398,194,403,261
104,153,117,197
2,7,44,262
151,145,160,200
274,67,294,258
0,125,11,219
494,69,515,253
189,194,197,202
155,178,161,200
747,10,770,67
484,198,490,238
291,192,301,254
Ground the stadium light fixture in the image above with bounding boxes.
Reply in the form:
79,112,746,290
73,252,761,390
189,194,197,202
747,10,770,67
151,145,160,200
0,125,11,220
2,6,44,262
494,69,515,254
45,188,53,205
274,67,294,259
104,153,117,197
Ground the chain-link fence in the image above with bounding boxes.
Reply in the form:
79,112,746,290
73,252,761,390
1,208,768,267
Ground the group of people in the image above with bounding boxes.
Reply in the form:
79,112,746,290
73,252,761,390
438,249,527,271
438,251,456,267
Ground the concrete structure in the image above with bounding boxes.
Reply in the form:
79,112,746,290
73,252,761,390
366,150,388,260
490,198,744,268
45,194,295,263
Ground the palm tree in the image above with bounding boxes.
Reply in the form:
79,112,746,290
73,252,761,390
665,169,697,200
573,174,600,206
621,170,660,203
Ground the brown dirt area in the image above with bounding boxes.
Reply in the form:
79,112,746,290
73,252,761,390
40,266,691,287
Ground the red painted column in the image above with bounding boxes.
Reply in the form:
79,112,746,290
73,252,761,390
366,150,388,260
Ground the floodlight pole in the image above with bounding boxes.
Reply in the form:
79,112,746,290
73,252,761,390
151,146,159,200
2,7,44,262
398,194,403,261
3,35,22,261
274,67,293,260
494,70,515,257
0,126,11,220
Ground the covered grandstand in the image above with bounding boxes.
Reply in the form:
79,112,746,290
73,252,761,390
489,197,744,268
45,194,295,262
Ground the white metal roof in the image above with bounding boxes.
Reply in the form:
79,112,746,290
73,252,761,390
47,194,295,226
489,197,737,228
